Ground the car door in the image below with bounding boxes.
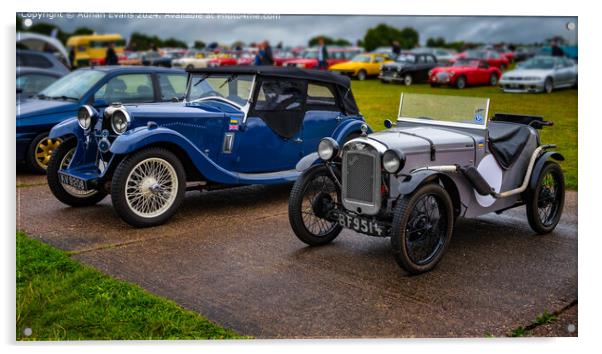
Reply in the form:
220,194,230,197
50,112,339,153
370,56,385,75
414,55,429,81
302,82,346,155
235,77,305,173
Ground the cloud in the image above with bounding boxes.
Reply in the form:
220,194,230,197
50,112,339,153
25,14,577,47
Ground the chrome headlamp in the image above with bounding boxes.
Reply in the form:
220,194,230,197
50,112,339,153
317,137,339,161
110,108,130,135
77,105,97,130
382,149,405,174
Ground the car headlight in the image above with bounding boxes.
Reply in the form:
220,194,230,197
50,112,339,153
317,137,339,161
77,105,96,130
382,149,405,174
111,109,130,135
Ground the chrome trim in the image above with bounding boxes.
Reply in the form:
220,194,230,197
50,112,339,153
491,145,551,198
222,132,235,153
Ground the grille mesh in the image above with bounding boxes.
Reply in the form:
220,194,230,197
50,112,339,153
345,152,375,203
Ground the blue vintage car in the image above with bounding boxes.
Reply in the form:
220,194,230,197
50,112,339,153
17,66,187,173
46,66,370,227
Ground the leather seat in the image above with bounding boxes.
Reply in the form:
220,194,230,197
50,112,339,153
488,122,532,169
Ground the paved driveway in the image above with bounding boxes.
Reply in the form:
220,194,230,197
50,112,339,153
17,173,577,338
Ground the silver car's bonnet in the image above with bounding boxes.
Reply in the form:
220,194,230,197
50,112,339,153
502,68,553,79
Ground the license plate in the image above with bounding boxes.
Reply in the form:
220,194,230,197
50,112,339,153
59,172,88,191
334,210,385,237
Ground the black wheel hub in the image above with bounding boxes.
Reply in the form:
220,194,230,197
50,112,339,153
311,192,334,219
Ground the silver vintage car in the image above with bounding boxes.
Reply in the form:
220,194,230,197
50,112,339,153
500,55,577,93
288,93,565,274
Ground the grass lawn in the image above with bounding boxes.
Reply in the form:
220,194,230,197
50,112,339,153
16,231,245,340
351,80,578,189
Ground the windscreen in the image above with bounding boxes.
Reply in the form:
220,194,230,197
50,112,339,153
398,93,490,128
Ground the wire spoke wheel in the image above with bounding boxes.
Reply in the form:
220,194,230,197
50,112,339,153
405,194,447,265
35,137,62,169
125,157,178,218
59,147,98,198
300,174,339,237
289,165,343,246
526,161,565,234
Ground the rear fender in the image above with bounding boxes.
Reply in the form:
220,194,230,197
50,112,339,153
529,151,565,189
110,126,241,184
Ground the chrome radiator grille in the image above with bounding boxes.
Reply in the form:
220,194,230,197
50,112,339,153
342,142,381,215
345,153,375,203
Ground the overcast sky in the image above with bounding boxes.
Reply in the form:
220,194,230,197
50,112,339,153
19,14,578,47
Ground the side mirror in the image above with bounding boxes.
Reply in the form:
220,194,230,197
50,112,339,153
384,119,396,129
93,98,108,107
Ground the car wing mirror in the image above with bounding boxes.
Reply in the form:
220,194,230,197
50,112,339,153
384,119,396,129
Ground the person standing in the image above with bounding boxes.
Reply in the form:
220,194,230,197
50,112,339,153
105,42,119,65
317,37,329,70
68,47,76,68
263,40,274,65
391,40,401,56
550,39,565,57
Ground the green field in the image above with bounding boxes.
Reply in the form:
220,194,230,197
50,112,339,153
16,232,245,340
351,81,578,189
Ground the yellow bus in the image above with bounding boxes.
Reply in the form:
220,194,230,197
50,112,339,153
66,34,126,67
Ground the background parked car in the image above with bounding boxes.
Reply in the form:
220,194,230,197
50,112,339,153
500,56,577,93
16,66,187,173
329,53,392,80
410,47,456,65
379,53,439,85
513,47,537,62
17,67,65,101
286,47,362,69
454,50,510,70
119,51,143,65
17,49,69,75
171,51,211,70
429,58,502,89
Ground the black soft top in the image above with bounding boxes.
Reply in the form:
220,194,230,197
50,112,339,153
188,66,359,115
188,66,352,88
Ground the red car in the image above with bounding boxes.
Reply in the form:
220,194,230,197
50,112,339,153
285,48,362,69
453,50,509,70
207,56,238,67
428,58,502,89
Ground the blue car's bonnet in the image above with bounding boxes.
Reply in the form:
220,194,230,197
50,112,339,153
17,99,79,119
124,101,242,119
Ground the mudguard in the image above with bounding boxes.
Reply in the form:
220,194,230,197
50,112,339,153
529,151,565,189
48,117,82,140
330,118,372,142
397,170,440,195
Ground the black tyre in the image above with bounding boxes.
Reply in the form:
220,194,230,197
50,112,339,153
357,70,367,81
403,74,413,86
47,138,108,207
544,77,554,93
390,183,454,274
455,75,467,89
489,73,499,86
27,132,62,174
288,165,342,246
111,147,186,227
526,161,565,234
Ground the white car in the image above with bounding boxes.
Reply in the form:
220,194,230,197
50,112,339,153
171,51,212,70
500,56,577,93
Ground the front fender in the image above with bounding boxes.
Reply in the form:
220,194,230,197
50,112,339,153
397,170,440,195
529,151,565,189
48,117,81,140
110,126,242,184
